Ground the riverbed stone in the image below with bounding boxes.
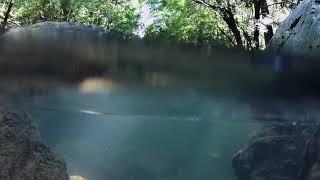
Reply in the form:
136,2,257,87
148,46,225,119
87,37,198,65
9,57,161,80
0,107,69,180
232,118,320,180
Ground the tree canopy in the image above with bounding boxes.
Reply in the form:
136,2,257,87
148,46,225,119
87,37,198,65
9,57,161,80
144,0,298,49
0,0,302,49
0,0,140,36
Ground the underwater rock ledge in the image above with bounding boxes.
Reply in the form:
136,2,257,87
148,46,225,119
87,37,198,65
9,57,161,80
232,120,320,180
0,107,69,180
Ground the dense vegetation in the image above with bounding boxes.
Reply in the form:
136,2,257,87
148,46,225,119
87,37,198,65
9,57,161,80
0,0,302,49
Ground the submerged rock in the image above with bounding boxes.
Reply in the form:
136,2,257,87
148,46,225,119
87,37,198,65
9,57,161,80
232,119,320,180
0,107,69,180
269,0,320,59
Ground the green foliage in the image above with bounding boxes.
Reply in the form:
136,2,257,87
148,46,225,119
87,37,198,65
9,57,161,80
144,0,231,46
143,0,294,49
13,0,65,24
4,0,140,36
69,0,140,36
0,0,299,48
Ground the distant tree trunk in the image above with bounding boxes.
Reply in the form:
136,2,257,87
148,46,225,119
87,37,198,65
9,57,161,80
0,0,13,34
242,29,252,50
261,0,273,46
60,0,71,21
264,25,273,46
253,0,261,50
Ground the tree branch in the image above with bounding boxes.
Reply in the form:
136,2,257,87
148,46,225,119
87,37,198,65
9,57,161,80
192,0,243,47
192,0,220,11
1,0,13,33
217,26,236,46
239,25,252,50
267,2,283,8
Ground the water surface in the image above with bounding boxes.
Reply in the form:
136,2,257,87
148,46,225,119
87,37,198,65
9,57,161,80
22,77,262,180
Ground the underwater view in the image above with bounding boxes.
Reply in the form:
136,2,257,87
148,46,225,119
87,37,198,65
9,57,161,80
1,0,320,180
8,72,320,180
22,78,262,180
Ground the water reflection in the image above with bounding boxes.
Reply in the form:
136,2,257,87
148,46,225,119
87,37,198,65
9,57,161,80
78,77,118,94
70,175,87,180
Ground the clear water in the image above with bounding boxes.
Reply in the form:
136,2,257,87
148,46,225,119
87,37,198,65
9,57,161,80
21,78,263,180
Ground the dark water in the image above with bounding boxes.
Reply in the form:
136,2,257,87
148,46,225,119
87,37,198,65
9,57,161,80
21,77,262,180
3,33,320,180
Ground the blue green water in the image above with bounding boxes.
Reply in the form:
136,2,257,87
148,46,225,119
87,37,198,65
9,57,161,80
22,80,261,180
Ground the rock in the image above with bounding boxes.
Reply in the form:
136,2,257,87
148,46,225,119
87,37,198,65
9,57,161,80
2,21,110,42
0,21,127,53
0,21,117,78
269,0,320,59
306,129,320,180
0,107,69,180
0,21,110,56
232,121,320,180
307,162,320,180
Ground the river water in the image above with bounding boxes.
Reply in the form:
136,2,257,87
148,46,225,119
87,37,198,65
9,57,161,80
2,30,320,180
20,76,265,180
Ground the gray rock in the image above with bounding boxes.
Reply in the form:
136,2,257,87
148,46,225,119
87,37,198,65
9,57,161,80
0,21,128,51
2,21,108,42
0,21,111,57
269,0,320,59
0,21,116,77
0,107,69,180
232,122,320,180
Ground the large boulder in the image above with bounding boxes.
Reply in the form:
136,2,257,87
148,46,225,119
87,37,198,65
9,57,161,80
0,107,69,180
0,21,120,78
1,21,120,42
232,118,320,180
269,0,320,59
0,21,111,56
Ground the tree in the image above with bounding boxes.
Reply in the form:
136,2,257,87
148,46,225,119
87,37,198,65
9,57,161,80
144,0,300,50
0,0,301,49
0,0,140,37
192,0,243,47
60,0,71,21
144,0,236,47
252,0,274,50
0,0,13,34
68,0,140,36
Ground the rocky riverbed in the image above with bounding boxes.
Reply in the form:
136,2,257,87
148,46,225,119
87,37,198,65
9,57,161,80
0,107,69,180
